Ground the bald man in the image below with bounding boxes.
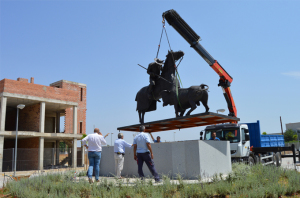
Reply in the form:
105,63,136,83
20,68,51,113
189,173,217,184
82,128,107,183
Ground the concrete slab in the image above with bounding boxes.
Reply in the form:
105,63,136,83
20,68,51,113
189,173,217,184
0,131,82,139
99,140,232,179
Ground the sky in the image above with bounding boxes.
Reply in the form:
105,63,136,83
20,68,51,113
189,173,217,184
1,0,300,145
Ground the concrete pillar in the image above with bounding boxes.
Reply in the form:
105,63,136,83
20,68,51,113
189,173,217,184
39,102,45,133
39,137,44,170
0,136,4,172
0,97,7,132
56,140,60,165
73,106,77,134
56,112,60,133
81,144,85,167
72,138,77,168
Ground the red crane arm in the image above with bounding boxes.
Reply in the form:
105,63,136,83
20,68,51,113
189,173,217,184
163,9,237,119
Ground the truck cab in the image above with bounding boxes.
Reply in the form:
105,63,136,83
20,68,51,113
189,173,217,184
203,123,250,161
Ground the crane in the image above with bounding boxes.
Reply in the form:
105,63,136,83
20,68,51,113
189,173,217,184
163,9,237,119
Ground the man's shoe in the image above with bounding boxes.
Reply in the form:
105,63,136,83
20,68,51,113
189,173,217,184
155,179,162,183
88,178,93,184
96,180,100,183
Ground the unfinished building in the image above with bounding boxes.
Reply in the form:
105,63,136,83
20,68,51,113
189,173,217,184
0,77,86,172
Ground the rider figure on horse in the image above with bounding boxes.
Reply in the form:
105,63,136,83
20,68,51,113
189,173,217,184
147,58,164,101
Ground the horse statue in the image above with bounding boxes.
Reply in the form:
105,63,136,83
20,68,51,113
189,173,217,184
135,50,185,124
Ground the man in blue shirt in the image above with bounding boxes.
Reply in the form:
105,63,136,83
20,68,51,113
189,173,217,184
114,133,132,179
149,133,161,143
209,132,220,141
133,125,161,182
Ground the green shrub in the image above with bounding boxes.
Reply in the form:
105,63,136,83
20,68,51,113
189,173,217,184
293,134,298,141
284,129,296,142
5,164,300,197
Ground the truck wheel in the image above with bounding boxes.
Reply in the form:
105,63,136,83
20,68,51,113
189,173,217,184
254,155,260,164
275,152,282,167
272,154,277,166
248,156,255,166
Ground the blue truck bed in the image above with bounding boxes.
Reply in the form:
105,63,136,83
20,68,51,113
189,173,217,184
245,120,284,148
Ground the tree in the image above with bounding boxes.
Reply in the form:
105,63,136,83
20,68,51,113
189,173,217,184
82,134,87,139
59,142,66,153
293,134,298,141
262,132,267,135
284,129,296,142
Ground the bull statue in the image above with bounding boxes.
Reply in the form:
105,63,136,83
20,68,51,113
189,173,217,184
161,84,209,117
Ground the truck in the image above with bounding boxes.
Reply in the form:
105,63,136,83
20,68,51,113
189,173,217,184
162,9,300,167
201,121,288,166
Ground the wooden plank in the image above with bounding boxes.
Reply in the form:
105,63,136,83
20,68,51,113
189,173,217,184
117,112,240,132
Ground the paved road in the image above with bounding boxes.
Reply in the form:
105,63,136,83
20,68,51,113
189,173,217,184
281,157,300,171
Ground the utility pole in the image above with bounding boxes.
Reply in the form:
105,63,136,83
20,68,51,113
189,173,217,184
111,133,114,146
174,132,176,142
280,116,284,135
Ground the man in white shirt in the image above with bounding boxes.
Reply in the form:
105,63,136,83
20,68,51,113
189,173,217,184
114,133,132,178
82,128,107,183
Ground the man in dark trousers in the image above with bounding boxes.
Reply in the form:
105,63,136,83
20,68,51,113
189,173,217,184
133,125,161,182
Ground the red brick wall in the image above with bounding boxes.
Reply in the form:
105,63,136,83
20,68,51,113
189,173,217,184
64,108,73,134
5,107,17,131
62,82,86,135
3,137,39,171
1,79,78,102
18,103,40,132
0,79,4,93
18,137,39,170
17,78,28,83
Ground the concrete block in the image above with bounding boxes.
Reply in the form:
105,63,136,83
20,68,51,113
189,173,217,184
99,140,231,179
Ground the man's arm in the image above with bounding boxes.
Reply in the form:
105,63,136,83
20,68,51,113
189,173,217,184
104,133,110,138
147,65,151,75
133,144,137,160
124,141,132,148
149,133,155,141
100,136,107,145
81,136,89,149
146,143,154,159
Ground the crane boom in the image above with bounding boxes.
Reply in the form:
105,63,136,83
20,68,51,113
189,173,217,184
163,9,237,118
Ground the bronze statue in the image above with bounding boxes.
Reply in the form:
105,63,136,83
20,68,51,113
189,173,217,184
161,84,209,117
147,58,164,101
135,50,184,124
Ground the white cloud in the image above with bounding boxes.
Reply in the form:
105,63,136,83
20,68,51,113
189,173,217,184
282,72,300,78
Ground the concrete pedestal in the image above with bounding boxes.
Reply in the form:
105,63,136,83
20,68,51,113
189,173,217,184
99,140,231,179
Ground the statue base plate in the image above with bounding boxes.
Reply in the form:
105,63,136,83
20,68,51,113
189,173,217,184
117,112,240,132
